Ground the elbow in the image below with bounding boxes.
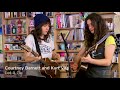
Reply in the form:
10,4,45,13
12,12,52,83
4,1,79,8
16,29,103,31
105,60,111,66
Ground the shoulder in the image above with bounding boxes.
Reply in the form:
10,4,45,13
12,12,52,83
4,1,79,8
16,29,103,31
105,35,116,46
25,34,34,42
25,34,34,40
26,34,34,39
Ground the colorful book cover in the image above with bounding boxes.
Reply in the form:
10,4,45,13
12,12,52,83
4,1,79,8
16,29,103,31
59,30,70,40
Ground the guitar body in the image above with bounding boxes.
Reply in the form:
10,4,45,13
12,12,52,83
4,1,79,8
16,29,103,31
18,43,60,78
40,58,60,78
75,69,86,78
74,63,88,78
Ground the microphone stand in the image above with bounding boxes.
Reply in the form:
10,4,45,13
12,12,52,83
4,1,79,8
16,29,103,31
61,33,72,78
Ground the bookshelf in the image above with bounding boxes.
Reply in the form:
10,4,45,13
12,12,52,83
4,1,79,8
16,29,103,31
53,12,120,78
53,12,87,78
1,12,120,78
1,12,28,78
2,12,55,78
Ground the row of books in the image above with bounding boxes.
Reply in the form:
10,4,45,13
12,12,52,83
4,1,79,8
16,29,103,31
27,12,54,17
3,19,26,34
5,35,26,43
4,44,22,51
4,12,54,18
57,29,84,41
58,42,82,51
55,13,85,28
4,12,26,18
5,53,24,61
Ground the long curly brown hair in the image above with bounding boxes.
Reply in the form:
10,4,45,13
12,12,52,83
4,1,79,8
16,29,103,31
84,13,109,50
31,19,51,43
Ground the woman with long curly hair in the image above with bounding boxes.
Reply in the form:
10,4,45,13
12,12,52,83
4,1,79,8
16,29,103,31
71,13,116,78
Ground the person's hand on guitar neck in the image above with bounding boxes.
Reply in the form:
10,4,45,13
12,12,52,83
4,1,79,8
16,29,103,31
52,50,60,60
81,54,93,63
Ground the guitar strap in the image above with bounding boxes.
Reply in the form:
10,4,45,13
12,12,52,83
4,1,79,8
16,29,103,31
32,33,46,65
95,32,114,48
32,33,42,57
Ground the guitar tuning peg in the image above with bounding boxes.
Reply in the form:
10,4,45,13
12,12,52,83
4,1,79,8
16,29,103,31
19,41,26,45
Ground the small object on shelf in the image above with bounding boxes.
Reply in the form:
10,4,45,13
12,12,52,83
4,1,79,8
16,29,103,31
17,19,22,34
4,45,9,51
12,25,17,34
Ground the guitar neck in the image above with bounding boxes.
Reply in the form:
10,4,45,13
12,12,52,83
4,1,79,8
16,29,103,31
31,50,40,57
84,44,96,57
19,43,49,65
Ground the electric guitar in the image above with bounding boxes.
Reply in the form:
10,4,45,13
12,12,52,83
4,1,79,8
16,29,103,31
73,44,97,78
18,42,60,78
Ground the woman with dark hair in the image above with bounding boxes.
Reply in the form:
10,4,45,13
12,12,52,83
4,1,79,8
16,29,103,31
71,13,116,78
24,14,60,78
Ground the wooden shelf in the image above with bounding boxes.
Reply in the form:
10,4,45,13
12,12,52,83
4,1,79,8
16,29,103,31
5,42,21,44
4,33,27,36
96,12,115,15
48,16,54,18
4,16,26,20
56,50,79,53
108,30,114,32
5,60,27,63
4,50,24,53
27,17,34,20
52,60,74,63
56,40,84,43
56,27,82,30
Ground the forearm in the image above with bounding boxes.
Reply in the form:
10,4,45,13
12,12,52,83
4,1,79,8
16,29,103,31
74,46,86,64
74,55,82,64
52,55,60,60
52,51,60,60
90,58,111,66
24,56,39,62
